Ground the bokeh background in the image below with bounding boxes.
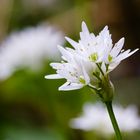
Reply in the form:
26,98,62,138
0,0,139,140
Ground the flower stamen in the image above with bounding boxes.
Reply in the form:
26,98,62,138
108,54,113,62
79,76,86,84
89,53,98,62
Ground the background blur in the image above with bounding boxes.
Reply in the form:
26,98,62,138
0,0,139,140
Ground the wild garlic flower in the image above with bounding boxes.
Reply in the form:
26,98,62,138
0,25,64,80
45,46,94,91
66,22,138,73
45,21,138,96
70,103,140,135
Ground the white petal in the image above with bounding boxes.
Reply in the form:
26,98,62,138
59,82,83,91
99,26,109,37
57,45,72,61
108,62,120,72
101,62,106,74
80,22,90,44
126,48,139,57
65,37,79,49
110,38,125,57
114,48,139,62
81,21,89,34
45,74,63,79
50,62,61,69
66,47,75,53
81,62,90,84
90,33,95,39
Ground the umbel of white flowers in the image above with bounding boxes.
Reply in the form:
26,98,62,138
45,21,138,102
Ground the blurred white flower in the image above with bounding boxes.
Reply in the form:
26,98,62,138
70,103,140,135
0,25,64,80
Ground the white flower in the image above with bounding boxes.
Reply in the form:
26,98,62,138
70,103,140,135
65,22,139,73
45,21,138,92
45,46,93,91
0,25,64,80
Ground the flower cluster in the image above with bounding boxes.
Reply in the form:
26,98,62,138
45,22,138,93
70,103,140,135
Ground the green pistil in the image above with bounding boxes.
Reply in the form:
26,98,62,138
108,54,113,62
79,76,86,84
89,53,98,62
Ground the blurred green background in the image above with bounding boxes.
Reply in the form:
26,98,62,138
0,0,139,140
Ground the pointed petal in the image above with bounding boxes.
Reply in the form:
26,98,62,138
59,82,83,91
99,26,112,46
99,26,109,37
114,49,130,62
45,74,63,79
65,37,79,49
115,48,139,62
81,21,89,34
101,62,106,74
80,22,91,44
66,47,75,53
81,62,90,84
79,32,89,44
108,62,120,72
90,33,96,42
50,62,61,69
98,25,113,60
111,38,125,57
57,45,72,61
126,48,139,57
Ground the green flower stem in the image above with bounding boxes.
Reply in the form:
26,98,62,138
105,101,122,140
96,63,105,77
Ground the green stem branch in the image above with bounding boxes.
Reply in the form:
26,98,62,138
105,101,122,140
96,63,105,77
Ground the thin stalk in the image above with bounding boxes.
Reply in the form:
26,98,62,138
88,84,103,100
92,72,102,81
105,101,122,140
88,84,99,92
96,63,105,77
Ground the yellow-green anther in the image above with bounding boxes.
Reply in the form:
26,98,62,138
79,76,86,84
108,54,113,62
89,53,98,62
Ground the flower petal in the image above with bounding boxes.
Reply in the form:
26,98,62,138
45,74,63,79
50,62,62,69
101,62,106,74
81,21,90,35
59,82,83,91
99,26,109,38
65,37,79,49
57,45,72,61
110,38,125,57
80,22,90,45
114,48,139,62
108,62,120,72
81,62,90,84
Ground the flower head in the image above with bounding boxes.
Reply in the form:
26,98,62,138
45,21,138,93
65,22,139,73
45,46,92,91
70,103,140,135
